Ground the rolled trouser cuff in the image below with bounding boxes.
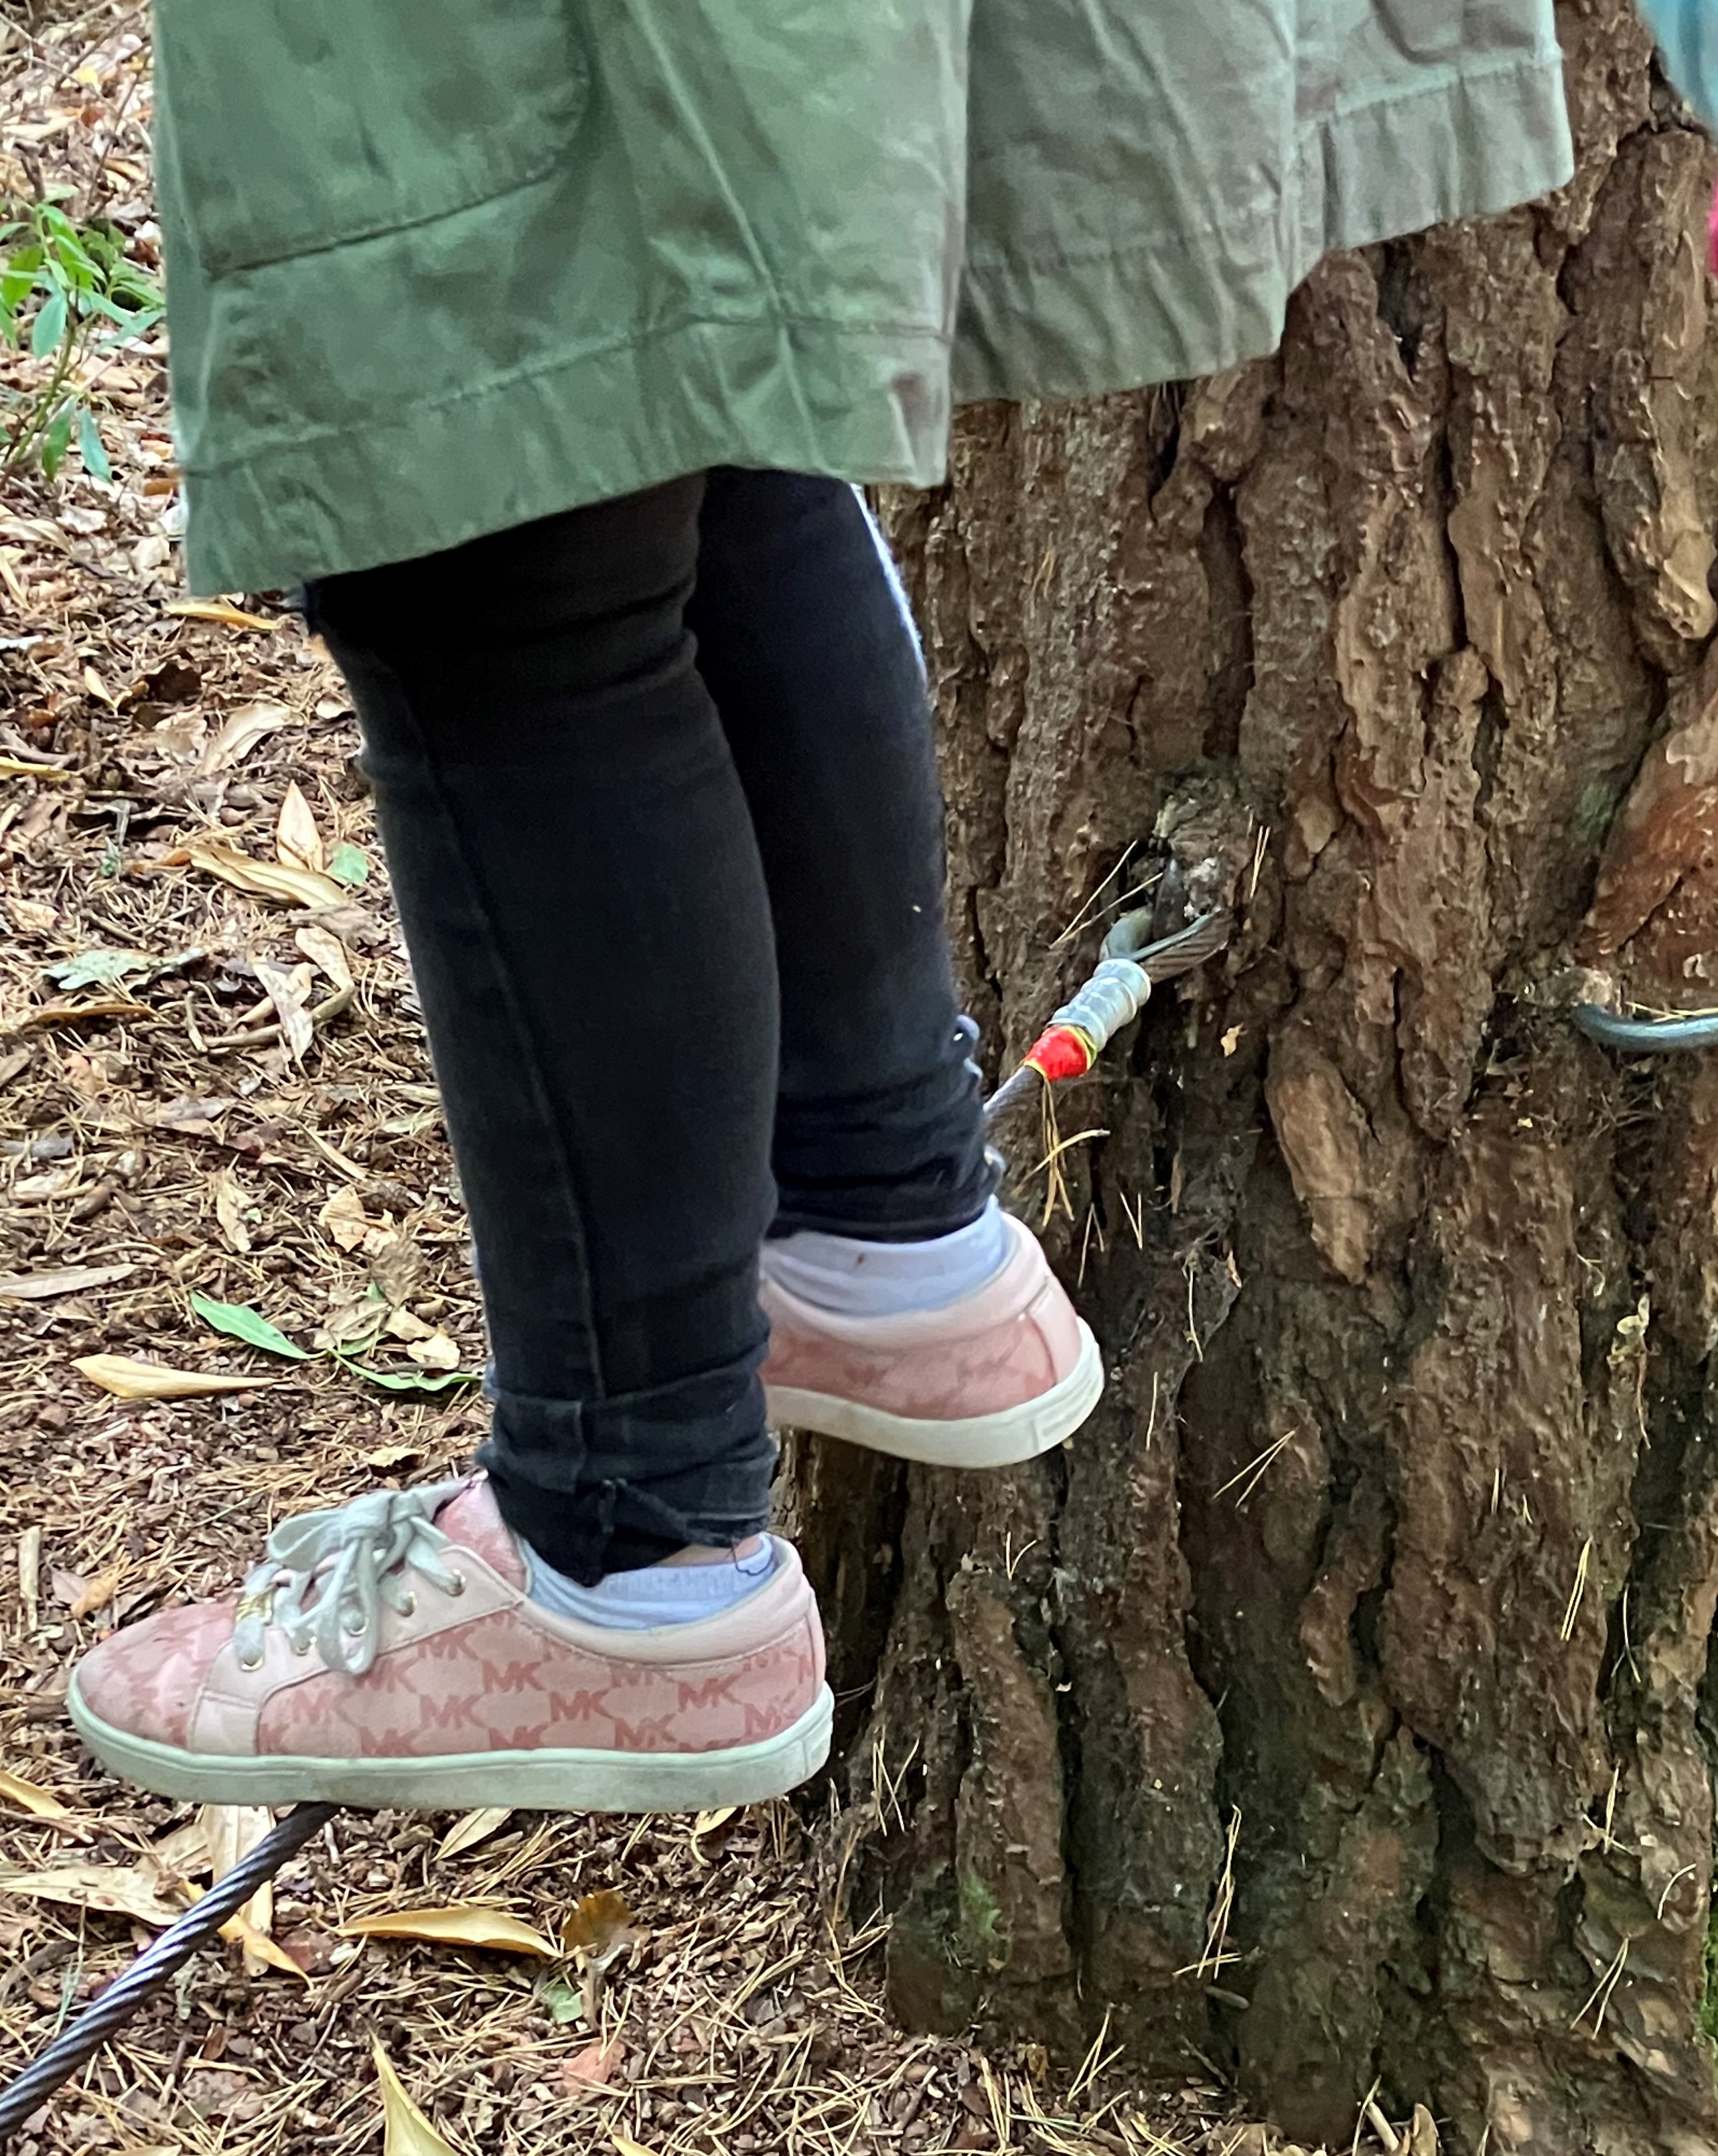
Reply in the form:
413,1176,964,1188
478,1360,777,1585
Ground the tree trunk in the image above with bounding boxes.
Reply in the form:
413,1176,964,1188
786,9,1718,2150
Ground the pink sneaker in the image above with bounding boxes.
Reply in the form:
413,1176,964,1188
68,1478,830,1812
761,1212,1103,1467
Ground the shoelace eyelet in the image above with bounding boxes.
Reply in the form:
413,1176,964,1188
399,1591,417,1617
238,1649,264,1672
446,1570,466,1597
291,1637,313,1658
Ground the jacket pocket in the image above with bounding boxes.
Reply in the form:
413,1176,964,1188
153,0,587,277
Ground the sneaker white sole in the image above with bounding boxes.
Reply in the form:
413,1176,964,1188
68,1678,834,1813
766,1319,1104,1467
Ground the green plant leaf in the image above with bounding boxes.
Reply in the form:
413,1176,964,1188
338,1358,482,1396
328,842,370,888
44,948,149,992
189,1293,311,1361
90,305,161,357
30,289,67,359
40,405,73,479
76,409,111,483
536,1977,587,2027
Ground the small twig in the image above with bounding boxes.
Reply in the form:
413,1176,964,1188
1364,2094,1401,2153
204,983,354,1053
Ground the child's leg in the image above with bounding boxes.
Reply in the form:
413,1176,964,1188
687,471,993,1240
312,476,781,1586
69,476,839,1811
688,473,1102,1467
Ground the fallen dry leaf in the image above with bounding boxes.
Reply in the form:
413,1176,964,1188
561,1887,646,2023
74,1355,267,1401
295,922,354,992
0,1768,74,1820
11,1167,78,1201
68,1564,122,1622
202,1804,275,1971
561,1887,640,1958
253,956,314,1060
7,897,57,935
405,1330,460,1372
318,1185,372,1252
211,1904,309,1980
435,1808,514,1861
0,1860,184,1926
364,1441,425,1471
366,1230,424,1307
151,1818,212,1880
373,2037,468,2156
342,1904,557,1958
561,2037,624,2098
165,597,277,632
276,780,326,874
0,1263,135,1299
212,1166,253,1254
693,1806,739,1838
151,709,208,764
197,700,289,775
187,841,346,912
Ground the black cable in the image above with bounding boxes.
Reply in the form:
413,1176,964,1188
1573,1003,1718,1053
0,1802,338,2141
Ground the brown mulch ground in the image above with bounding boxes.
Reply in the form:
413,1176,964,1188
0,11,1406,2155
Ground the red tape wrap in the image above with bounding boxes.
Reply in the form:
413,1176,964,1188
1022,1025,1094,1084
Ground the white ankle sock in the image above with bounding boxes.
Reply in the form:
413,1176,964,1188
761,1197,1010,1317
522,1538,777,1630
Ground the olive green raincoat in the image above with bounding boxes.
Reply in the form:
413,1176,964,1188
153,0,1573,593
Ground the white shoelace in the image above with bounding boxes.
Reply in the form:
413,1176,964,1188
232,1477,471,1678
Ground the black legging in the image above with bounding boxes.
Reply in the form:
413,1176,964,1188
310,473,992,1583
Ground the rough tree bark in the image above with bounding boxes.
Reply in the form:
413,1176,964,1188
785,7,1718,2151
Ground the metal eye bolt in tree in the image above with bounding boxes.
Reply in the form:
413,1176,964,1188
786,9,1718,2151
